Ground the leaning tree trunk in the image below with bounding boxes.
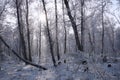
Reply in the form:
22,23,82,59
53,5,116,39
41,0,56,67
0,36,47,70
64,0,83,51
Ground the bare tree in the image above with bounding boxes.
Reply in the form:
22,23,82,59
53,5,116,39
62,0,67,53
80,0,85,51
64,0,83,51
15,0,28,61
38,22,42,63
101,0,106,55
54,0,60,61
25,0,32,61
41,0,56,66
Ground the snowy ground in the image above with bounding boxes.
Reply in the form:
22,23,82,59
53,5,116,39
0,52,120,80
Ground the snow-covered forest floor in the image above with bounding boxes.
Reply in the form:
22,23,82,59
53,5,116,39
0,52,120,80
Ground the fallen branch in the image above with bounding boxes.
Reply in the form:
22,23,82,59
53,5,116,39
0,36,47,70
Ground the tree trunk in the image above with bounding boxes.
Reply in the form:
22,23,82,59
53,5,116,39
15,0,28,61
88,30,94,52
80,0,84,51
62,0,67,54
101,0,106,55
42,0,56,67
25,0,32,61
64,0,82,51
0,36,47,70
55,0,60,60
39,22,42,63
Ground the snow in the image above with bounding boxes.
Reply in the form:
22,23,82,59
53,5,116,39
0,52,120,80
